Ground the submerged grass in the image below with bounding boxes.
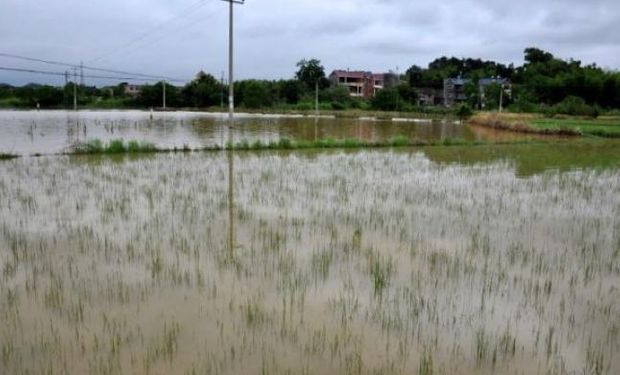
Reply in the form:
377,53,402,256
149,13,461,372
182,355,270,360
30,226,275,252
221,137,544,151
66,136,551,157
73,139,157,154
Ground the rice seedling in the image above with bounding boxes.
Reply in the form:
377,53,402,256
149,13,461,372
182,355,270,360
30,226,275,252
0,135,617,375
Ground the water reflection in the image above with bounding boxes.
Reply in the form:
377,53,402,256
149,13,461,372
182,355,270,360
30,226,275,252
228,115,235,255
421,141,620,176
0,110,544,155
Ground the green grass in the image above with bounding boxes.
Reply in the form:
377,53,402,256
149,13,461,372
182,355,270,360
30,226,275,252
530,118,620,138
223,136,495,151
68,136,548,157
471,113,620,138
73,139,157,154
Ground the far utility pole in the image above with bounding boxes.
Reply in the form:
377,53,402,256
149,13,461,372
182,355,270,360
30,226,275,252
163,81,167,110
315,80,319,117
220,71,225,108
221,0,245,126
72,68,78,111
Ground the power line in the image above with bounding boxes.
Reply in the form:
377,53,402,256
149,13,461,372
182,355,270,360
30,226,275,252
0,52,187,82
113,6,226,61
88,0,211,64
0,66,177,83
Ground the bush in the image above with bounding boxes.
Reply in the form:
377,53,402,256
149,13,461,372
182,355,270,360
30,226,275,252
331,101,346,110
456,104,473,121
389,135,409,147
551,96,599,117
295,102,314,111
372,88,400,111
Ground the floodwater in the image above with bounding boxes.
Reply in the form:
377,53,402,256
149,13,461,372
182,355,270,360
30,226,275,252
0,110,539,155
0,111,619,375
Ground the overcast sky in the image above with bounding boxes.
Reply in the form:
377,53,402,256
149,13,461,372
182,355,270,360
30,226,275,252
1,0,619,86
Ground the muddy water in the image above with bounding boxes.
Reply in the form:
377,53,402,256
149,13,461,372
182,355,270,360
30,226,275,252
0,110,542,155
0,145,619,375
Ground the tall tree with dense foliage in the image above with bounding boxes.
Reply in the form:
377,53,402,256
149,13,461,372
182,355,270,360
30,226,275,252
295,59,326,88
182,71,222,108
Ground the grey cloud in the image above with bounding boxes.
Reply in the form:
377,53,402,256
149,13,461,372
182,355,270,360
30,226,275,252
0,0,619,85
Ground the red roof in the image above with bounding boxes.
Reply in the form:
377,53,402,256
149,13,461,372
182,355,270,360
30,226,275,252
330,70,371,79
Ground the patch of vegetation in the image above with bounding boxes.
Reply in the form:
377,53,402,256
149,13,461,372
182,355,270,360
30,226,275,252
389,134,409,147
471,112,620,138
230,136,478,151
0,153,19,160
73,139,157,154
531,118,620,138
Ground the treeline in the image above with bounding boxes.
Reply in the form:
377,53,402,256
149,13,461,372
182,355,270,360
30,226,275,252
406,47,620,115
1,48,619,116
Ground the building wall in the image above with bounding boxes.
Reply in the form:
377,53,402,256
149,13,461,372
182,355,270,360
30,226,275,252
330,71,399,99
443,78,471,107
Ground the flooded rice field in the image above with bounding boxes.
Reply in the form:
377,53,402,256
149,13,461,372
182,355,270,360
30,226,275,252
1,143,619,375
0,110,530,155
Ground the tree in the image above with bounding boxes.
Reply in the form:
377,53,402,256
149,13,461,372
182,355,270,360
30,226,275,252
239,80,269,108
136,82,179,108
295,59,327,90
397,84,418,105
280,80,301,104
372,88,400,111
182,71,222,108
524,47,554,65
456,104,473,123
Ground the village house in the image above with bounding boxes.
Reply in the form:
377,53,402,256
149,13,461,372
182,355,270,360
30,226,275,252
478,77,511,108
123,84,143,97
329,70,399,99
417,88,444,107
443,77,471,107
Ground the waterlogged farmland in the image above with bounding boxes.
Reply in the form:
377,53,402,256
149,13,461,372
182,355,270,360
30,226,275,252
1,147,619,375
0,110,524,156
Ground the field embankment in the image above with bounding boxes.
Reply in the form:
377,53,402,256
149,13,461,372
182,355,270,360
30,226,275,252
470,112,620,138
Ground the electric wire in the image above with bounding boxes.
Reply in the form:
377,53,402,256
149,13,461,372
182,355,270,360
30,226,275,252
88,0,211,64
0,66,172,83
0,52,187,82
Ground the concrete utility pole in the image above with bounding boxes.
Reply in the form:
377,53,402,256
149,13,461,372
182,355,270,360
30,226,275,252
315,80,319,117
72,68,78,111
220,71,225,108
163,81,167,110
499,84,504,113
80,62,84,86
221,0,244,255
221,0,245,127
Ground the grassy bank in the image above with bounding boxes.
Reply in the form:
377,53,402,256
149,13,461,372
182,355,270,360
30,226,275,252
470,112,620,138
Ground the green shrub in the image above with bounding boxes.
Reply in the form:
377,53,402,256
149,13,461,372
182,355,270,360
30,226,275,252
343,138,361,148
551,96,599,117
74,139,156,154
389,135,409,147
278,138,293,149
107,139,126,153
456,104,473,121
331,101,346,110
